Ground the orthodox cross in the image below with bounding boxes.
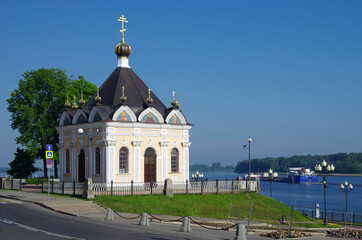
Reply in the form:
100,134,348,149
118,14,128,34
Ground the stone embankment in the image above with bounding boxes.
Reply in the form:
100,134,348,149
260,230,311,239
327,228,362,239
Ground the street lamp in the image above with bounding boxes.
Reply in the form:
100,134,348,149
314,160,335,226
264,169,278,198
340,181,353,223
243,137,252,194
191,171,204,182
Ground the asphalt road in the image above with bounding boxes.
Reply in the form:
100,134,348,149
1,197,269,240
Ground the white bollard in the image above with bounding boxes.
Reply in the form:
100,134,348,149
139,212,150,226
105,208,114,221
234,224,247,240
179,217,191,232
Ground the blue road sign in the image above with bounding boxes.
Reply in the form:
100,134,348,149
46,144,53,151
45,151,53,158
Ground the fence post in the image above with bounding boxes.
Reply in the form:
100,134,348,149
186,179,189,195
131,180,134,195
216,179,219,195
73,181,76,196
150,181,153,195
201,180,204,195
11,178,14,190
62,181,65,195
111,180,113,196
19,179,22,191
231,179,234,194
42,180,44,193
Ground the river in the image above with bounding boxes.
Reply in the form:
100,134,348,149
201,171,362,217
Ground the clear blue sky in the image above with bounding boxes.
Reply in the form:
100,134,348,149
1,0,362,168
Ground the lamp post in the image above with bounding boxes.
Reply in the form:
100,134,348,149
264,169,278,198
314,160,335,226
191,171,204,182
340,181,353,222
243,137,252,194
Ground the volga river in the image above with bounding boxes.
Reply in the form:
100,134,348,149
202,171,362,218
1,168,360,218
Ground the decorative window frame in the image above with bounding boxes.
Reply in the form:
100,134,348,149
112,106,137,122
138,107,164,123
119,147,129,173
165,109,187,125
59,112,72,126
72,110,88,125
89,107,108,123
171,148,179,173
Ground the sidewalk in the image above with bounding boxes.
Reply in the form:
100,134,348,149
0,190,343,239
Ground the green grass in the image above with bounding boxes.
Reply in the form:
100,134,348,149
93,193,325,227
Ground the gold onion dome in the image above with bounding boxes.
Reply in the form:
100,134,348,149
79,90,85,106
120,86,127,102
71,96,78,110
115,34,132,58
64,93,71,108
146,88,153,104
95,87,102,103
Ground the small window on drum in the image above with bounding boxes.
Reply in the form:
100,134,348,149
119,147,128,173
65,149,70,174
171,148,179,173
95,148,101,174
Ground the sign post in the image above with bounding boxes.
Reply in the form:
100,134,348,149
45,145,53,201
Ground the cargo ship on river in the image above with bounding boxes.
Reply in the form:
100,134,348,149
287,167,318,184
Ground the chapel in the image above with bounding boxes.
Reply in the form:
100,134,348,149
56,15,192,183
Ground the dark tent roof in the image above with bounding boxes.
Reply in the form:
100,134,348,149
86,67,168,118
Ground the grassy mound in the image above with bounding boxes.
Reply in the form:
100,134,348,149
94,193,319,226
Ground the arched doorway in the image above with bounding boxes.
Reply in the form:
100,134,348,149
144,148,156,182
78,149,85,182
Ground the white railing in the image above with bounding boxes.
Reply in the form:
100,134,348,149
93,179,254,196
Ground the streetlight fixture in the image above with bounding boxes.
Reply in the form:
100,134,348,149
340,181,353,223
243,137,252,194
191,171,204,182
264,169,278,198
314,160,335,226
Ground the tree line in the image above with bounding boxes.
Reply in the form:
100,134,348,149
234,153,362,174
189,162,235,172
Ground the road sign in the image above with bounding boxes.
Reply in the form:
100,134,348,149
47,164,52,169
46,144,53,151
46,158,53,165
45,151,53,158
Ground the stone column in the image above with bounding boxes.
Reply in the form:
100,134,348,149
133,141,142,182
83,178,94,199
160,141,169,181
182,142,192,181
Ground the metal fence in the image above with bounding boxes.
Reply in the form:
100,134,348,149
294,206,362,224
42,181,85,195
93,179,254,196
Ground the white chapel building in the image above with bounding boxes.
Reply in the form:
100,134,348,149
56,16,192,183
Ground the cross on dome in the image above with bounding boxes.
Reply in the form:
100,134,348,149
118,14,128,35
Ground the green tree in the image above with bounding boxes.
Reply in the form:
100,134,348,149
7,68,97,178
7,147,39,178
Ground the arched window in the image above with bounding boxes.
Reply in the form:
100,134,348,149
77,114,87,124
65,149,70,174
93,112,102,122
119,147,128,173
171,148,179,173
64,117,71,126
95,148,101,174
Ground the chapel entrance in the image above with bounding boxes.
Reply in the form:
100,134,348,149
144,148,156,182
78,149,85,182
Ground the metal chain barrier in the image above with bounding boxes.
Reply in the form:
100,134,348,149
146,212,184,222
188,216,237,231
114,211,142,220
